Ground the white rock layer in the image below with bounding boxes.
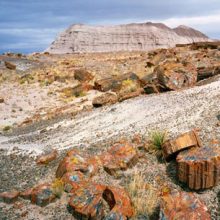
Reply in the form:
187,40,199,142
46,22,210,54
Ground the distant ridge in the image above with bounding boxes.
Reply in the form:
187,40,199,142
46,22,210,54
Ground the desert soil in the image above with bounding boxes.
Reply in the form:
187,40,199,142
0,75,220,219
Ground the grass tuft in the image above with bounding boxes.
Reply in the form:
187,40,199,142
126,172,159,217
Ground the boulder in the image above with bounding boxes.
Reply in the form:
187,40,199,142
74,69,94,82
69,183,106,220
92,92,118,107
102,142,139,176
156,61,197,90
31,183,56,206
36,150,58,165
159,191,211,220
56,149,101,178
0,97,4,103
177,144,220,189
0,190,19,203
103,187,134,218
4,61,16,70
94,73,140,92
162,130,202,160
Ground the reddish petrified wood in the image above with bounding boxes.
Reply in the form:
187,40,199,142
103,211,127,220
0,190,19,203
159,191,211,220
103,186,134,218
62,171,86,192
56,149,101,178
31,183,56,207
69,183,106,220
177,144,220,190
162,130,202,159
102,142,139,176
36,150,58,165
20,188,33,200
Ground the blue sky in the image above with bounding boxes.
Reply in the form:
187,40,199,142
0,0,220,54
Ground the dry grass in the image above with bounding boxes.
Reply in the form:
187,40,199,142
127,171,159,217
51,178,64,198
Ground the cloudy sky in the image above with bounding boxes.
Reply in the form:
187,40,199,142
0,0,220,53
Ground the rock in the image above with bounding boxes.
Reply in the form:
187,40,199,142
118,88,143,102
177,144,220,190
162,130,202,160
0,191,19,203
156,61,197,90
56,149,101,178
102,142,139,176
159,191,211,219
104,212,127,220
62,171,86,192
103,187,134,218
74,69,94,82
20,188,33,200
0,97,4,103
143,84,160,94
197,65,220,81
36,150,58,165
92,92,118,107
69,183,106,219
94,72,140,92
31,183,56,207
46,23,209,54
4,61,16,70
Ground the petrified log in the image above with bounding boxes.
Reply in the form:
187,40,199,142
0,191,19,203
197,65,220,81
156,61,197,90
101,142,139,176
74,68,94,82
159,190,211,220
36,150,58,165
177,144,220,190
94,72,140,92
69,183,106,220
162,130,202,159
92,92,118,107
4,61,16,70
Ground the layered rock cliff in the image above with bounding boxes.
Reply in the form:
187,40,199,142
46,22,210,54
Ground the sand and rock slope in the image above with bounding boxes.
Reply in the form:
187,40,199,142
46,22,210,53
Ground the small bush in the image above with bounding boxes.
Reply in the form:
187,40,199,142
127,172,158,217
149,130,167,159
51,178,64,198
3,125,11,132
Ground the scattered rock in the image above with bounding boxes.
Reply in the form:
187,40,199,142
92,92,118,107
118,88,143,102
162,130,202,160
0,97,4,103
0,191,19,204
31,183,56,207
36,150,58,165
74,68,94,82
4,61,16,70
156,61,197,90
69,183,106,219
102,142,139,176
159,191,211,219
177,144,220,190
103,187,134,218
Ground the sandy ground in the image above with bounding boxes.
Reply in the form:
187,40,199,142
0,78,220,219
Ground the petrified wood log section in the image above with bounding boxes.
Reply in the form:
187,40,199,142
177,145,220,190
159,191,211,220
162,130,202,159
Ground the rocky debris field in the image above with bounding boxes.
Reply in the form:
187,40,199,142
0,42,220,219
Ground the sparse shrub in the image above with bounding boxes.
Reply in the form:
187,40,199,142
121,79,138,93
3,125,11,132
148,130,167,159
51,178,64,198
127,172,158,217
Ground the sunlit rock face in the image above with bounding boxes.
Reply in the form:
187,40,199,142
46,22,210,54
